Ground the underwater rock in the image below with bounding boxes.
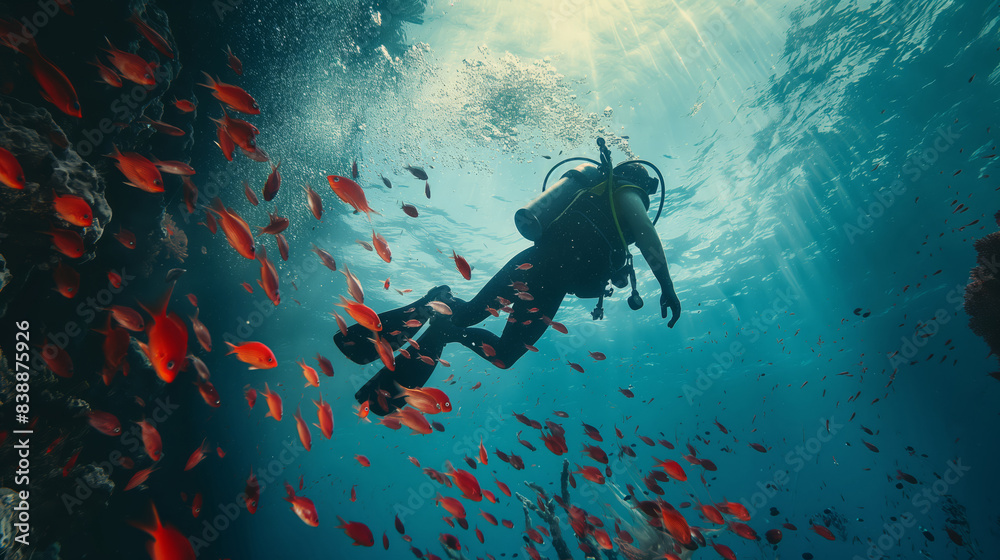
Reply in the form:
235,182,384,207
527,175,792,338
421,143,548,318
0,97,112,318
964,227,1000,370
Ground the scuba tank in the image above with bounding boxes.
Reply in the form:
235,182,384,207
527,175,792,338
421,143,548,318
514,162,604,242
515,138,667,319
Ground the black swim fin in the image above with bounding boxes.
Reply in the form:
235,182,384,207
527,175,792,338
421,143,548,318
334,285,454,365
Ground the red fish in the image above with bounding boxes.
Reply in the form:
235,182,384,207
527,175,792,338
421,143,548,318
24,42,83,117
114,226,137,249
337,516,373,546
256,246,280,306
62,448,81,476
294,406,312,451
285,482,319,526
199,72,260,114
181,177,197,214
40,337,73,378
90,56,122,87
194,380,220,407
452,250,471,280
369,333,395,372
216,120,235,161
244,468,260,513
327,175,379,220
436,494,466,518
262,161,282,201
136,419,163,461
244,385,257,409
275,232,289,261
107,145,163,192
337,296,381,331
189,308,212,352
135,284,188,383
811,524,835,540
304,183,323,220
243,180,260,206
316,353,334,377
184,438,209,471
208,198,255,259
261,382,283,421
0,146,26,189
51,190,93,226
257,208,289,235
225,341,276,369
190,493,203,517
52,261,79,298
140,117,185,137
172,98,196,112
108,305,143,331
128,503,196,560
124,466,158,491
45,227,84,259
128,12,174,59
93,315,130,383
373,230,391,263
313,392,334,439
225,45,242,74
103,38,156,86
87,410,122,436
299,358,319,387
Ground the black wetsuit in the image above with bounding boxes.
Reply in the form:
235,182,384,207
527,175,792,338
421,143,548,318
337,180,650,415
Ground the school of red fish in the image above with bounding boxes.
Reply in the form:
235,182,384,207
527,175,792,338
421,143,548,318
0,6,980,560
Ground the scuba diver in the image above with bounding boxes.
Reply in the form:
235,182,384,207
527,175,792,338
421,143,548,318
336,138,681,415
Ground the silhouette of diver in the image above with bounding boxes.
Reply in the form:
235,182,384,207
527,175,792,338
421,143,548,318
336,139,680,415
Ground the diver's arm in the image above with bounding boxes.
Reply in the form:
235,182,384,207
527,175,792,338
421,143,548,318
616,189,681,327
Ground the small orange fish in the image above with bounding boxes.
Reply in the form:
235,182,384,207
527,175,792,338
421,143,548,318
114,226,136,249
103,37,157,86
208,198,255,259
225,341,276,370
216,120,235,161
199,72,260,114
135,284,188,383
284,482,320,526
107,145,163,192
140,117,185,137
327,175,380,220
129,502,197,560
299,359,319,387
372,230,391,263
172,97,196,112
336,296,381,332
87,410,121,436
336,516,373,546
313,392,334,439
261,382,283,421
184,438,209,471
354,400,371,421
0,146,26,189
294,406,312,451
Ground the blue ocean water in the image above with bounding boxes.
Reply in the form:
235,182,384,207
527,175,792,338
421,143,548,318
4,0,999,559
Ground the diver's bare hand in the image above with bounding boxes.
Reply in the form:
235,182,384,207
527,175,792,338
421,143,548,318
660,285,681,328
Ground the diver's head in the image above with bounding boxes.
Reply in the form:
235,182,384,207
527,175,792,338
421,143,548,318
616,162,658,196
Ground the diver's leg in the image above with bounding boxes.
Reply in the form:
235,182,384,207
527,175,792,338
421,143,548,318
451,247,540,326
335,285,453,364
455,278,565,368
